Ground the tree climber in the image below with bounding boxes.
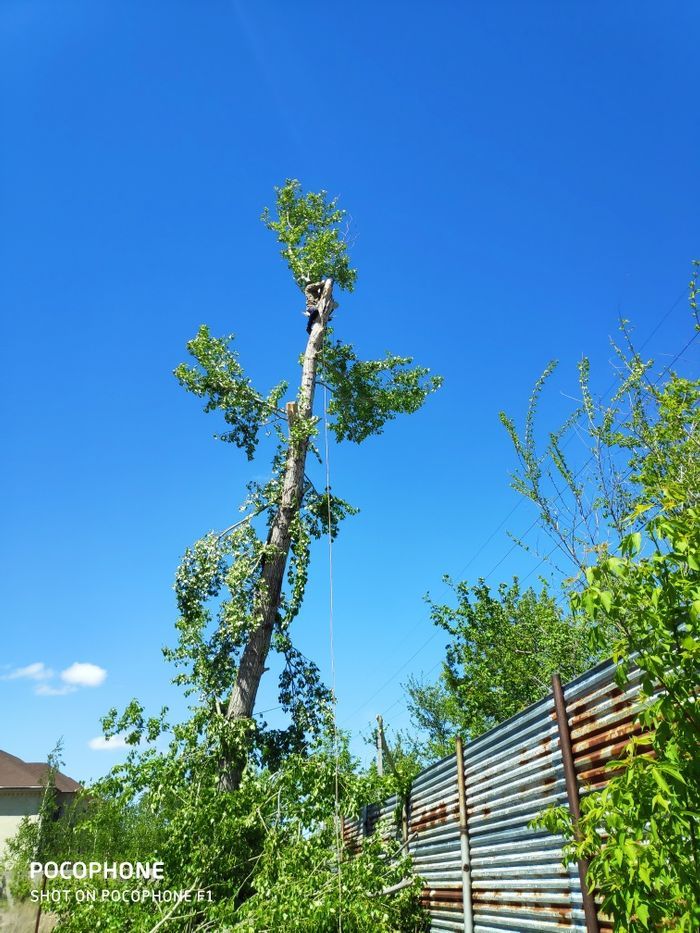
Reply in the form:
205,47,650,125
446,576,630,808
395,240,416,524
303,281,324,333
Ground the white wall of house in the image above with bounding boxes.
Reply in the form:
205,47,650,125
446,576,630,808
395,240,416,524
0,790,42,859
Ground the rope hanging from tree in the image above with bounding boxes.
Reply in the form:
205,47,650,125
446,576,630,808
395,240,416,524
321,340,344,932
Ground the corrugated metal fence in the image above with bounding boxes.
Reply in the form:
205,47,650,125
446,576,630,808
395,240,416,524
343,658,647,932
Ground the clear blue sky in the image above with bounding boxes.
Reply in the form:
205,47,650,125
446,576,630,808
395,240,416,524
1,1,698,782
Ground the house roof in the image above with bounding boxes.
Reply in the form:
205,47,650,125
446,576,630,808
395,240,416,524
0,750,80,793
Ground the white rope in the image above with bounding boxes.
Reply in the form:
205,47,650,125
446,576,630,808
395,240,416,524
322,362,343,932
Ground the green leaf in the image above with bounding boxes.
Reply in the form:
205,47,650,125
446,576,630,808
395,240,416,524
599,590,613,613
651,768,670,794
321,339,442,444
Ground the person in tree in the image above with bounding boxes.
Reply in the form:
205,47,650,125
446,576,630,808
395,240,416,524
303,280,325,333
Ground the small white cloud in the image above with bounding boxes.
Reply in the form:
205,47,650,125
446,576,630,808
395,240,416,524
3,662,54,682
61,662,107,688
88,735,129,751
3,661,107,695
35,683,78,697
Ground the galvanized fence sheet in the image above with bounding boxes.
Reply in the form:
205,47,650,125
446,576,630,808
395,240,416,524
342,657,645,932
463,694,582,932
409,755,461,929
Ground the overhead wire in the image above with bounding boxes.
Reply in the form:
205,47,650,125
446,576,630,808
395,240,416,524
373,339,696,745
378,659,444,723
453,287,688,582
518,320,700,588
356,287,695,733
474,287,689,581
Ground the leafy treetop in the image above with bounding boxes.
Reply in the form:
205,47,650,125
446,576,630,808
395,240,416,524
262,178,357,291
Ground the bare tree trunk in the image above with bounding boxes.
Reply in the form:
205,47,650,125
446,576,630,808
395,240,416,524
220,279,335,790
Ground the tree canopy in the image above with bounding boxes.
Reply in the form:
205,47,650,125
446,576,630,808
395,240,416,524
406,579,597,760
4,180,440,932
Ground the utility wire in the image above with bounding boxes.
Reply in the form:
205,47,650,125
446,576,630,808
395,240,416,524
493,316,699,589
380,660,443,722
342,631,443,724
254,705,282,717
343,290,695,730
452,287,688,583
477,288,692,582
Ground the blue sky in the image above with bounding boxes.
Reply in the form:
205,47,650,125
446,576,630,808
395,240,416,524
1,1,698,783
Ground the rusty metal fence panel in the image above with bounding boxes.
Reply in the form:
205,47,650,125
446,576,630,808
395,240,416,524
462,693,583,932
342,657,644,932
563,660,647,933
409,754,461,930
564,660,647,794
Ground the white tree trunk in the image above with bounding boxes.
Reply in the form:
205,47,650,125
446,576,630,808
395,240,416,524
221,279,335,787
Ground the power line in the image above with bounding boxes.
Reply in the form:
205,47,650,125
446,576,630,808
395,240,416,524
636,288,687,352
379,659,443,723
450,501,524,578
341,631,443,725
451,286,688,584
478,290,694,583
254,705,283,717
516,324,700,589
338,290,696,730
657,328,700,377
507,325,700,589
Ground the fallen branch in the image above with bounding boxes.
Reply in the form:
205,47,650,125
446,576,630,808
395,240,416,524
375,877,414,897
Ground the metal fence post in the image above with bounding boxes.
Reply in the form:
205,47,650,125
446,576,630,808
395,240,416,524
552,673,600,933
455,735,474,933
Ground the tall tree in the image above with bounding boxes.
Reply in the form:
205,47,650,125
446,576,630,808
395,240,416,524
2,181,439,929
405,579,596,759
170,180,442,788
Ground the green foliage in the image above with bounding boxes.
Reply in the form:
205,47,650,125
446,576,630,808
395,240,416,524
262,179,357,291
233,736,426,932
174,325,287,459
304,487,360,541
165,526,268,699
375,732,423,835
499,291,700,574
166,181,440,757
6,790,170,917
4,743,64,900
536,491,700,931
6,726,424,932
2,181,442,930
236,830,425,933
526,279,700,931
625,374,700,512
160,478,359,755
321,339,443,444
406,579,597,759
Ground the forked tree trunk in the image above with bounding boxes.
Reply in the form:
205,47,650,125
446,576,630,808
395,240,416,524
220,278,335,790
